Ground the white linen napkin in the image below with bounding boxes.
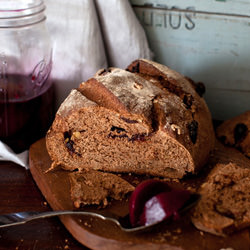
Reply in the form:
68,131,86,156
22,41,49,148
0,141,29,169
94,0,153,68
0,0,152,168
45,0,108,108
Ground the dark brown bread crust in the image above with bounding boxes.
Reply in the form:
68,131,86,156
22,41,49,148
46,59,214,179
216,111,250,158
191,162,250,236
126,59,214,171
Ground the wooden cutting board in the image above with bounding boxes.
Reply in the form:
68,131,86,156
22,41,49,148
29,138,250,250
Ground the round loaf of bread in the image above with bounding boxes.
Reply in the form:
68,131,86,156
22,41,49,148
46,59,215,179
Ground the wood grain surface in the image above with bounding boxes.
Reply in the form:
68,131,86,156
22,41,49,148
0,161,88,250
29,138,250,250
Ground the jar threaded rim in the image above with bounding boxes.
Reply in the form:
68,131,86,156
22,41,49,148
0,0,46,27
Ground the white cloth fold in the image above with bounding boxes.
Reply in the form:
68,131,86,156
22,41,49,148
45,0,108,108
0,0,152,168
0,141,29,169
94,0,153,68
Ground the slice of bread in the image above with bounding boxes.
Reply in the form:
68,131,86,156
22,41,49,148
69,170,134,208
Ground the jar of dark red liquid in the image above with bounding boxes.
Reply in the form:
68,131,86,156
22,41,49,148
0,0,54,153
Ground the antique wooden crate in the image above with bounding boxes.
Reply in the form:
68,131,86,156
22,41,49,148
130,0,250,120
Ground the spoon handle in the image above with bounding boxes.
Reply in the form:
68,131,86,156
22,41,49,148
0,210,121,228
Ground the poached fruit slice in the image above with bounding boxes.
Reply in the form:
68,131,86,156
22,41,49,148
129,179,171,227
129,179,192,227
139,189,191,226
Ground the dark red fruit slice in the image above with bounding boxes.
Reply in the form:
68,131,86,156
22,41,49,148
139,189,191,226
129,179,171,226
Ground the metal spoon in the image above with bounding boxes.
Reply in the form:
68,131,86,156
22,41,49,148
0,194,200,233
0,210,138,232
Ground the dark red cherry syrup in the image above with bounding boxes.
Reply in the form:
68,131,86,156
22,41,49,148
0,74,55,153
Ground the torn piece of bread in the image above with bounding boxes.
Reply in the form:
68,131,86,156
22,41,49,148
191,162,250,236
216,111,250,158
69,170,134,208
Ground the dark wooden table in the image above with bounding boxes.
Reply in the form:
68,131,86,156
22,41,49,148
0,161,89,250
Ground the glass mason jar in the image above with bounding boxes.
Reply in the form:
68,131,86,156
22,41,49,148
0,0,54,153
